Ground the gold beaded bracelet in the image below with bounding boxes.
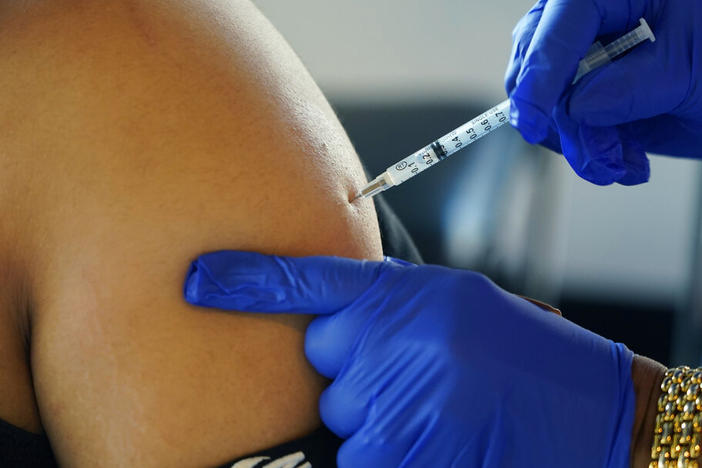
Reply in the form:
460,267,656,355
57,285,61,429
651,366,702,468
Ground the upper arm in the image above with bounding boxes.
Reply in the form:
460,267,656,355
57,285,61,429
0,1,381,465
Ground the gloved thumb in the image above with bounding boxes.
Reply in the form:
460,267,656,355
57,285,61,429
568,39,686,127
184,250,403,314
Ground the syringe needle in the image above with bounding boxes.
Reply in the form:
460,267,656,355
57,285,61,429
351,173,393,203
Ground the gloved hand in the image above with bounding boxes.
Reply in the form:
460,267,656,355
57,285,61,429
184,251,635,468
506,0,702,185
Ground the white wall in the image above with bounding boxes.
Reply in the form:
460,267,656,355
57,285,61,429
255,0,530,102
556,155,700,304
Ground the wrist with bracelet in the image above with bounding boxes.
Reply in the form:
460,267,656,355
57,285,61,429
649,366,702,468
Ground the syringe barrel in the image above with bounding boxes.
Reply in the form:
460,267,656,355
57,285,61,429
574,42,609,82
385,100,511,186
604,29,647,59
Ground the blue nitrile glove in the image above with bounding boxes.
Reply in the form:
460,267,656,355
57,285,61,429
505,0,702,185
184,252,635,467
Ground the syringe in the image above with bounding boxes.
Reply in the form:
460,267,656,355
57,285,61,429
351,18,655,202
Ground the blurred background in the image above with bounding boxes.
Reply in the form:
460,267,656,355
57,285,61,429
254,0,702,367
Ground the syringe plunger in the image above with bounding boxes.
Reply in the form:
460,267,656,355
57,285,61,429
573,18,655,82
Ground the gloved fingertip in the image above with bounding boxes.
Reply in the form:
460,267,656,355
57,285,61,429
616,170,650,186
320,384,366,439
578,152,626,186
617,141,650,186
559,123,629,185
184,260,203,304
304,318,342,379
509,96,550,144
182,254,287,311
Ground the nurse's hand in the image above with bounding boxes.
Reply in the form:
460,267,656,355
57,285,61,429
506,0,702,185
184,251,635,468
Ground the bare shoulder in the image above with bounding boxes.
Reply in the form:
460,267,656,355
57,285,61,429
0,1,380,466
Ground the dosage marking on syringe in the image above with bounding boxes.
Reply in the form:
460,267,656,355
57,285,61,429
430,141,448,160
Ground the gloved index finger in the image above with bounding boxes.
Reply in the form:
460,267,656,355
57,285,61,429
184,250,399,315
509,0,604,143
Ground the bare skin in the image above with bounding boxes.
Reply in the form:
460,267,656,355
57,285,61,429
0,0,381,466
630,356,666,467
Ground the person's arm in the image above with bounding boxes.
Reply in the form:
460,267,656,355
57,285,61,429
0,0,381,465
